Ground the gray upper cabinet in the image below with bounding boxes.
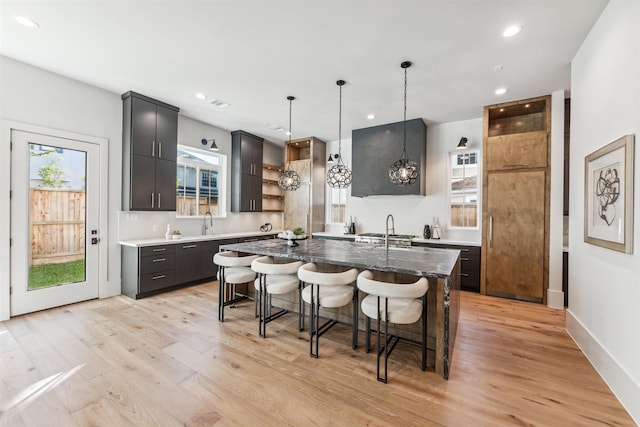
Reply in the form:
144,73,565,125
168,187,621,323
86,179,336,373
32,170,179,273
122,91,179,211
351,118,426,197
231,130,264,212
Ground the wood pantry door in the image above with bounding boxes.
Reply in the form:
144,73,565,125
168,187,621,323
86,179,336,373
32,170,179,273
485,170,545,300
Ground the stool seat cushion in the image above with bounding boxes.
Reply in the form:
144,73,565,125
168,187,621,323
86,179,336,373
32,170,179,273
302,284,353,308
218,266,255,284
360,295,423,324
254,274,299,295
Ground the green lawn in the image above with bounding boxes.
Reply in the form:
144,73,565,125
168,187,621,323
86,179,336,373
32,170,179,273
29,260,86,289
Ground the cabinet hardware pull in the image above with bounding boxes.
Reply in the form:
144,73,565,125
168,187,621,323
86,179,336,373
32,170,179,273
152,248,166,252
152,258,166,262
461,273,469,277
152,141,155,157
151,192,154,208
461,257,470,261
159,142,162,158
157,193,161,209
183,245,197,249
152,274,166,280
461,249,470,252
489,216,493,248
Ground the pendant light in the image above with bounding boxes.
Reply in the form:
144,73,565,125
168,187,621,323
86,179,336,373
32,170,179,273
278,96,301,191
327,80,352,189
389,61,419,186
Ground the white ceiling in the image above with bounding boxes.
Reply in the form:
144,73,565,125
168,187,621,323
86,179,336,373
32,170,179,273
1,1,607,145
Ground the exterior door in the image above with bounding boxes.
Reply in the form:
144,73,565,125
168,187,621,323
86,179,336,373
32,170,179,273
485,170,545,300
10,130,100,315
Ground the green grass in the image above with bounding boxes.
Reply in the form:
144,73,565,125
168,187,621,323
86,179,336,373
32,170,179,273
29,260,86,289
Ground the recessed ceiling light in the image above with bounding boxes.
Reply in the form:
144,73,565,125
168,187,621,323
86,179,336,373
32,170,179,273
15,16,39,28
195,92,206,100
503,25,521,38
495,87,508,95
367,114,375,120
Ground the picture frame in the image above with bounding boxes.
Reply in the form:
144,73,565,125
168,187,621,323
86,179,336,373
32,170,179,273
584,134,635,253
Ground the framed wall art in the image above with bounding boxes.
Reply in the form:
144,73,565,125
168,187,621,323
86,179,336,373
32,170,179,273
584,134,634,253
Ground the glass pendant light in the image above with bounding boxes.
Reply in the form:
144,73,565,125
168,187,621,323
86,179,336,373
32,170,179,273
389,61,419,186
278,96,301,191
327,80,352,189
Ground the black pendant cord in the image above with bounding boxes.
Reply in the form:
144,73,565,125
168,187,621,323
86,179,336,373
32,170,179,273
337,80,345,166
286,95,294,171
402,61,408,161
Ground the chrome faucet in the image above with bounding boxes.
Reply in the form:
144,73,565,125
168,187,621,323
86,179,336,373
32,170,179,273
203,211,213,235
385,214,395,251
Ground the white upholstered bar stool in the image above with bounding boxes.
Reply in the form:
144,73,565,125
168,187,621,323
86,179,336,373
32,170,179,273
357,270,429,383
298,263,359,358
214,251,259,322
251,256,304,338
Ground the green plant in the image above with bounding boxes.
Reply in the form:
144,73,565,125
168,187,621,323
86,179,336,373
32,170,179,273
172,230,181,235
293,227,304,236
37,155,66,188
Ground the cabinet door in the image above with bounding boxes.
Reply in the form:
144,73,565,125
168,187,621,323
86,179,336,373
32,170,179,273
239,137,254,175
156,104,178,161
156,158,177,211
175,243,202,285
486,131,548,171
131,97,158,158
486,170,545,300
131,155,157,210
239,174,262,212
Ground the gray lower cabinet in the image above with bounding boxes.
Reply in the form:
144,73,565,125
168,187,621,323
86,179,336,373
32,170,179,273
412,242,481,292
175,242,202,285
122,244,176,299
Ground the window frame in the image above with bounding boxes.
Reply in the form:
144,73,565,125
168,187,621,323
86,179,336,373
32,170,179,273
447,149,481,230
176,145,227,218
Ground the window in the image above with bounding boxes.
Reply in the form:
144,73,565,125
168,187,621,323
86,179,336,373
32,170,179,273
176,145,226,217
327,186,347,224
449,150,479,228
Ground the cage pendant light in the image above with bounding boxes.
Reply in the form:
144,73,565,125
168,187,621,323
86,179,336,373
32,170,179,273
278,96,301,191
327,80,352,189
389,61,419,186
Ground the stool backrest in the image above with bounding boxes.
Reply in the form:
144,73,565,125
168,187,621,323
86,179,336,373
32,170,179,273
357,270,428,299
251,256,303,275
213,251,259,268
298,262,358,286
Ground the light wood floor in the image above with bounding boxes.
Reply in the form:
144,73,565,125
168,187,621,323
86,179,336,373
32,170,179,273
0,282,634,426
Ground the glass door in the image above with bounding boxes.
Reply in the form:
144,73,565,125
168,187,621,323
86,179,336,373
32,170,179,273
10,130,100,315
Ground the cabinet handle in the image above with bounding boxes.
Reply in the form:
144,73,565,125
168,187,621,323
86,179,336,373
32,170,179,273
152,141,155,157
461,273,469,277
152,274,166,280
152,258,166,262
151,192,155,208
152,248,166,252
157,193,161,209
461,257,470,261
489,216,493,248
182,244,197,249
461,248,470,252
158,142,162,158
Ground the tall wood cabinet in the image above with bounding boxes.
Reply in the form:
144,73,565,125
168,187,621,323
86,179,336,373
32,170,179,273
283,137,326,233
481,95,551,303
231,130,264,212
122,91,179,211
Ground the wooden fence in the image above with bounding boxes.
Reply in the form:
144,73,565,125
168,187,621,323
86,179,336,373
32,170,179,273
450,204,478,228
30,188,85,266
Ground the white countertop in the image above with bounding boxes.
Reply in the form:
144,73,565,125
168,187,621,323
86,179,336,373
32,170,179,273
312,232,480,247
119,230,282,248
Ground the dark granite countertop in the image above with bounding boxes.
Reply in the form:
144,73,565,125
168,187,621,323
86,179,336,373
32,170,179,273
220,238,460,278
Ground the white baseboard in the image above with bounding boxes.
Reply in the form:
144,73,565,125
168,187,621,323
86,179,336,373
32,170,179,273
546,289,564,309
566,310,640,424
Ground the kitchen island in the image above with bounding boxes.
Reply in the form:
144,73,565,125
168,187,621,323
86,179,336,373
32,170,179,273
220,238,461,379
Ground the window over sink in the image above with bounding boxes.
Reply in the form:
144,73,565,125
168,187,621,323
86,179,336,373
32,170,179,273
448,150,480,229
176,145,227,218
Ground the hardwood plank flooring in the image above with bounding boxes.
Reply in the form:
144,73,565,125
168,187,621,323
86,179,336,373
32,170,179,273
0,282,634,426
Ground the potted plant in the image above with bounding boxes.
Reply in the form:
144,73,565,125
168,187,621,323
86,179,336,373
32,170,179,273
172,230,181,240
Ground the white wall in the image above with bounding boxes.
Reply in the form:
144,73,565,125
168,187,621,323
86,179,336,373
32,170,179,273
326,118,483,242
0,56,123,321
568,1,640,422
